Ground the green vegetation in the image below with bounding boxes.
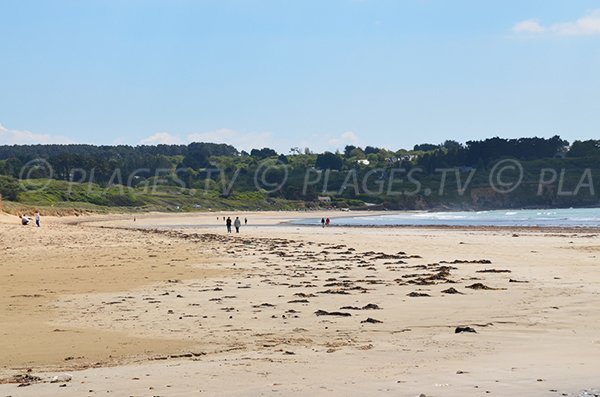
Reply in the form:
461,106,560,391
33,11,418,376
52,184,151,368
1,137,600,213
2,178,305,214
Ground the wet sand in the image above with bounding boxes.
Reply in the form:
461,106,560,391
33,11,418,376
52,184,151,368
1,211,599,396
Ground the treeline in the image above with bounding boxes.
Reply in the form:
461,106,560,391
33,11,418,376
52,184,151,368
0,143,237,183
1,135,600,210
415,136,570,172
2,135,599,179
309,136,597,171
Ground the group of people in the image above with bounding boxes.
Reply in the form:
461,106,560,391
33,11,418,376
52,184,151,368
221,216,247,233
20,211,41,227
221,215,331,232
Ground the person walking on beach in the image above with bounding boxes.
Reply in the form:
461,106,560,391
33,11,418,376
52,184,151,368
244,217,247,225
226,217,232,233
35,211,41,227
321,218,325,228
234,216,241,233
325,217,330,226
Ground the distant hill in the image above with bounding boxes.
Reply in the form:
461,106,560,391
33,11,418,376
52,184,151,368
1,136,599,212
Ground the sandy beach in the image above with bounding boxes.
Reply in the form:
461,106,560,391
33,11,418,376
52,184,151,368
1,211,599,396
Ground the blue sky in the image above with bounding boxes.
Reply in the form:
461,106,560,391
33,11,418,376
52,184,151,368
1,0,599,152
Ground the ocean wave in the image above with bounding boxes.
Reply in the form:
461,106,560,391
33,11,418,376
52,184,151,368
309,208,600,227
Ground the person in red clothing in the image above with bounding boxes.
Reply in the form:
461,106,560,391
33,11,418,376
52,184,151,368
325,217,330,226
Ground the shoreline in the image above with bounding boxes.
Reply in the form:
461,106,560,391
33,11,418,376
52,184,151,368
38,208,600,233
6,205,600,231
296,223,600,233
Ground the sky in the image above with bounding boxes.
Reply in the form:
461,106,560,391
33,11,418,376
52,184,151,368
1,0,599,153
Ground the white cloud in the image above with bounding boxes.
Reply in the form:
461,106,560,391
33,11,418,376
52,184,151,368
0,123,73,145
551,9,600,36
139,132,182,145
512,19,545,34
513,9,600,36
327,131,359,149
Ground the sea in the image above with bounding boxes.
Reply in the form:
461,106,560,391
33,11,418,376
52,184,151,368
295,208,600,228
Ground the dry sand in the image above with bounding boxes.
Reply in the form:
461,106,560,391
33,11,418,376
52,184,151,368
1,211,599,396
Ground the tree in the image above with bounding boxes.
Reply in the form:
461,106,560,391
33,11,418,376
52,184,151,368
4,157,23,178
413,143,439,152
349,147,366,159
250,148,278,159
465,135,568,164
182,142,238,169
277,154,289,164
315,152,343,170
0,175,20,201
568,140,600,157
182,145,210,169
364,146,380,155
344,145,357,157
443,140,462,151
